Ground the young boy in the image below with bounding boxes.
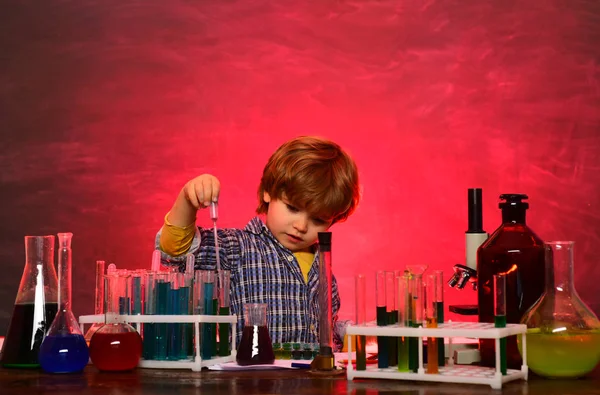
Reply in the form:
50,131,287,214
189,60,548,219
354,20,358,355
155,136,361,350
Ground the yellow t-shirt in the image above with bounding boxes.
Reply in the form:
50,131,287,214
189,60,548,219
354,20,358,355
294,251,314,284
159,212,196,256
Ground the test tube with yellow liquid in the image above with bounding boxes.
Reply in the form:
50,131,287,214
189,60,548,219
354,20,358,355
396,273,410,372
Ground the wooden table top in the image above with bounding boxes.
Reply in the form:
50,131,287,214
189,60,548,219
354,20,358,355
1,365,599,395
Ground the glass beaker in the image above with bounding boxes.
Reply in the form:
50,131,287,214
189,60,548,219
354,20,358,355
1,235,58,368
236,303,275,366
519,241,600,378
89,273,143,371
39,233,89,373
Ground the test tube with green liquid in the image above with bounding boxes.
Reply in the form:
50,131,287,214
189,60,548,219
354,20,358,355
355,274,367,371
386,271,398,367
434,270,445,366
182,254,194,358
494,274,507,375
397,273,410,372
218,270,231,356
167,271,184,360
425,274,439,374
376,270,388,368
409,273,423,372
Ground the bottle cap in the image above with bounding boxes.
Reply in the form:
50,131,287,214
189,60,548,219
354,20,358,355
499,194,529,210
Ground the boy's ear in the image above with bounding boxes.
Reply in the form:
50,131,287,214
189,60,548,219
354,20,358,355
263,192,271,203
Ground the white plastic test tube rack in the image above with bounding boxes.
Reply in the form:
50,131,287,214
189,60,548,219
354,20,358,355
345,321,528,390
79,313,238,371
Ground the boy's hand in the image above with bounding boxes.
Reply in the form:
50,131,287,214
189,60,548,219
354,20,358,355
182,174,221,209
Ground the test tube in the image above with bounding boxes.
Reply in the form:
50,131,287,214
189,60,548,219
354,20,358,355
434,270,445,366
131,271,143,315
142,271,156,360
84,260,106,344
494,274,507,375
397,273,410,372
409,273,423,372
376,270,388,369
314,232,334,370
386,271,398,367
201,270,215,359
154,272,170,360
218,270,231,356
355,274,367,371
425,274,439,374
167,271,183,360
183,254,195,358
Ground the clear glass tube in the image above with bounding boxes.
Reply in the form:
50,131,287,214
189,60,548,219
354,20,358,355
409,273,423,372
218,270,231,356
376,270,388,368
317,236,333,356
397,273,410,372
425,273,439,374
355,274,367,370
494,274,507,375
434,270,445,366
386,271,398,367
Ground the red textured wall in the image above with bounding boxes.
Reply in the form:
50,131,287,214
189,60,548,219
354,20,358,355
1,0,600,334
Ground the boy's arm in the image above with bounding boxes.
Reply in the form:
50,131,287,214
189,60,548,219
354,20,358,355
331,274,344,352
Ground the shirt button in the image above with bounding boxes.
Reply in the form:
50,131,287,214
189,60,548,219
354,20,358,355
310,324,315,331
287,255,294,262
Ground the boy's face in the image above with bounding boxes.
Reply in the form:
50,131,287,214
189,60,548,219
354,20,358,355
263,192,332,253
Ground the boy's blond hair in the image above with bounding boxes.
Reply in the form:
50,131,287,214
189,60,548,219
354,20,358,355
257,136,360,224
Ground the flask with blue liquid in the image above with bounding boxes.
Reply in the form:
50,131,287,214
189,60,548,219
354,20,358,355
39,232,90,373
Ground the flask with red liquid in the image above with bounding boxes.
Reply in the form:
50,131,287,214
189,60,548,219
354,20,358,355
477,194,545,368
89,272,142,371
236,303,275,366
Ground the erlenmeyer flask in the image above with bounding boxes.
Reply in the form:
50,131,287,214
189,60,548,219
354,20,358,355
0,235,58,368
519,241,600,378
39,233,89,373
89,272,142,371
236,303,275,366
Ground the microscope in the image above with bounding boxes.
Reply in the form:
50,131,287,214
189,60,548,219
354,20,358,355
448,190,488,315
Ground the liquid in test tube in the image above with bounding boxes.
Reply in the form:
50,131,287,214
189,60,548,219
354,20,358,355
434,270,445,366
386,271,398,367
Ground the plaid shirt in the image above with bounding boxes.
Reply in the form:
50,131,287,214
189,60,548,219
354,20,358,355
155,216,343,350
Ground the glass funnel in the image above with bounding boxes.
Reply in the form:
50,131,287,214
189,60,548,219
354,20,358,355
519,241,600,378
39,233,89,373
236,303,275,366
1,235,58,368
89,273,142,371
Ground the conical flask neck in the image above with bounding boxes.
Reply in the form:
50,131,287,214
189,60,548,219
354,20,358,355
17,235,58,305
545,241,575,295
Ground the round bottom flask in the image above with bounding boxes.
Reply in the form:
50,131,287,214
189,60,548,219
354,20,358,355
519,241,600,378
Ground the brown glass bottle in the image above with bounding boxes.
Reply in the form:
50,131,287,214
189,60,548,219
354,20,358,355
477,194,545,369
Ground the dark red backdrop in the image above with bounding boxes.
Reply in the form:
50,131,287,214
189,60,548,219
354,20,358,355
1,0,599,334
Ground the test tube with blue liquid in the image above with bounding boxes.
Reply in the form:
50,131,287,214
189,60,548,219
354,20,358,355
182,254,195,359
494,274,507,375
154,272,170,360
376,270,388,368
142,271,156,360
218,270,231,356
199,270,215,359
